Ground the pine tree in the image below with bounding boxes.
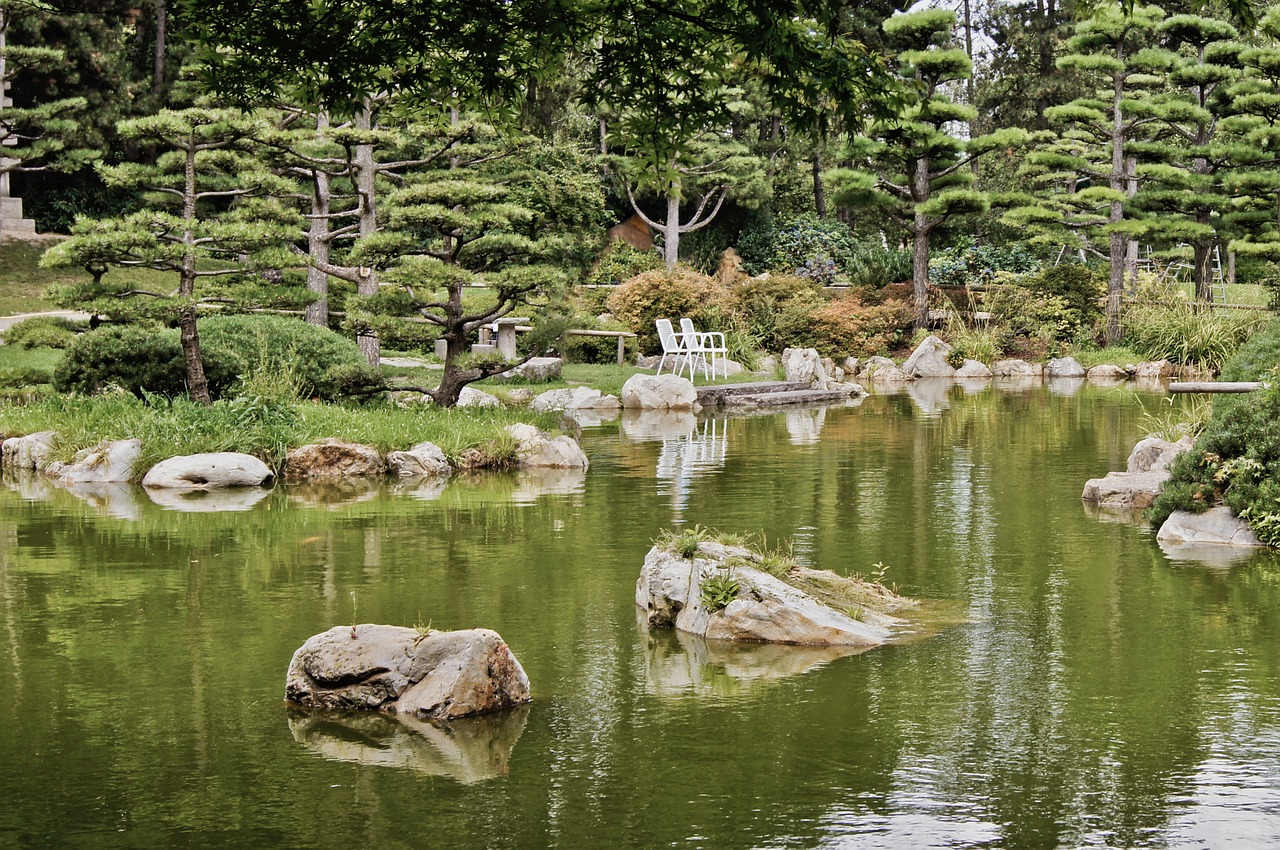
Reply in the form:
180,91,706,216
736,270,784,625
832,8,1028,329
40,107,299,405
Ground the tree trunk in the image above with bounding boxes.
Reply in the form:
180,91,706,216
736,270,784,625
353,104,380,366
153,0,167,97
1124,154,1138,290
1193,240,1214,303
663,191,680,269
305,112,331,327
812,154,826,217
912,219,931,330
431,282,476,407
1105,63,1126,346
181,137,210,405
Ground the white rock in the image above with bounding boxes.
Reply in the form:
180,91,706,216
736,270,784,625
457,387,503,408
901,335,956,378
1157,507,1266,547
1,430,57,470
50,439,141,484
1046,356,1086,378
955,359,993,378
782,348,828,385
285,625,531,720
142,452,274,489
636,541,908,647
386,442,452,477
505,423,589,469
501,357,562,382
620,374,699,410
530,386,622,413
505,388,535,406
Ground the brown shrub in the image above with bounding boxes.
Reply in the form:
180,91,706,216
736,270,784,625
777,290,914,358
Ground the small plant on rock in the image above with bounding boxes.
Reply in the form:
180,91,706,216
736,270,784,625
700,571,741,613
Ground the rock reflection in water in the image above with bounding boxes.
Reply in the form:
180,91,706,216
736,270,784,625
59,481,143,520
145,486,272,513
287,704,530,784
1047,377,1086,397
640,618,868,697
619,409,697,441
512,466,586,504
287,479,384,509
1081,501,1148,526
1157,539,1272,569
785,407,826,445
906,379,954,417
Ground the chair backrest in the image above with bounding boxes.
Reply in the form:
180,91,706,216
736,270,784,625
679,318,698,338
656,318,681,352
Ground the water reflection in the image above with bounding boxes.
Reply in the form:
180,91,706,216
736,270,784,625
59,481,143,520
286,704,529,784
640,622,867,697
145,485,271,513
1157,539,1269,569
785,407,827,445
622,411,729,519
906,378,954,417
1047,377,1086,397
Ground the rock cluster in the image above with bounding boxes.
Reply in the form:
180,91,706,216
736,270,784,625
1081,435,1192,511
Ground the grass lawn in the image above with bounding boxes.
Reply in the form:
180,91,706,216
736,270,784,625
0,241,180,316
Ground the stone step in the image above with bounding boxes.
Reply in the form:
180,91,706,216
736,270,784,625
695,381,811,406
719,388,857,408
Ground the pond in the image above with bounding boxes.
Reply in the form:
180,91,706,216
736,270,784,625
3,380,1280,849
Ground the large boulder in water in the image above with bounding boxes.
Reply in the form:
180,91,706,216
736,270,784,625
901,335,956,378
285,625,531,720
1156,507,1266,547
284,439,385,481
47,439,141,483
636,540,913,647
1081,470,1169,509
1127,436,1192,473
505,423,589,469
142,452,274,489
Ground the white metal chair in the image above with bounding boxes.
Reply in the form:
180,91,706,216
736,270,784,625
655,318,696,380
680,317,728,380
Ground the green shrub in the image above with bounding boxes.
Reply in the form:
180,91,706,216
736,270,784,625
0,366,52,388
1,316,82,349
929,239,1041,288
607,266,729,353
1219,319,1280,381
983,275,1075,342
1031,264,1106,330
768,215,859,280
53,325,239,399
1148,368,1280,542
585,242,663,287
845,244,913,289
199,314,369,400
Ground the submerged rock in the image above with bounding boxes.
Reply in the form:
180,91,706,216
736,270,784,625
285,625,531,720
142,452,274,489
1081,470,1169,510
636,540,914,647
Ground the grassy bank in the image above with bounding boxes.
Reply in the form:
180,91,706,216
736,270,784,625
0,393,562,478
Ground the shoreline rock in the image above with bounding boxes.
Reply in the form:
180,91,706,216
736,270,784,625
142,452,275,490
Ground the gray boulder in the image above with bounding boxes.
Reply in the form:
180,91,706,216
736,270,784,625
1,430,57,470
1046,356,1086,378
857,356,912,384
142,452,274,489
620,374,699,410
1134,360,1175,379
1127,436,1192,474
530,386,622,413
1087,364,1129,381
505,423,589,469
993,359,1043,377
501,357,562,382
1081,470,1168,510
901,335,956,378
1157,507,1266,547
285,625,531,720
955,359,993,378
48,439,141,484
284,440,385,481
782,348,826,385
505,388,535,406
636,541,912,647
386,442,452,477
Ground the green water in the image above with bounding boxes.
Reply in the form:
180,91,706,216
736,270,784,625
3,381,1280,849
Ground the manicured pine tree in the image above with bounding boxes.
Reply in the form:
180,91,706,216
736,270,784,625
40,107,299,405
1127,14,1242,303
1003,3,1164,344
831,8,1028,330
